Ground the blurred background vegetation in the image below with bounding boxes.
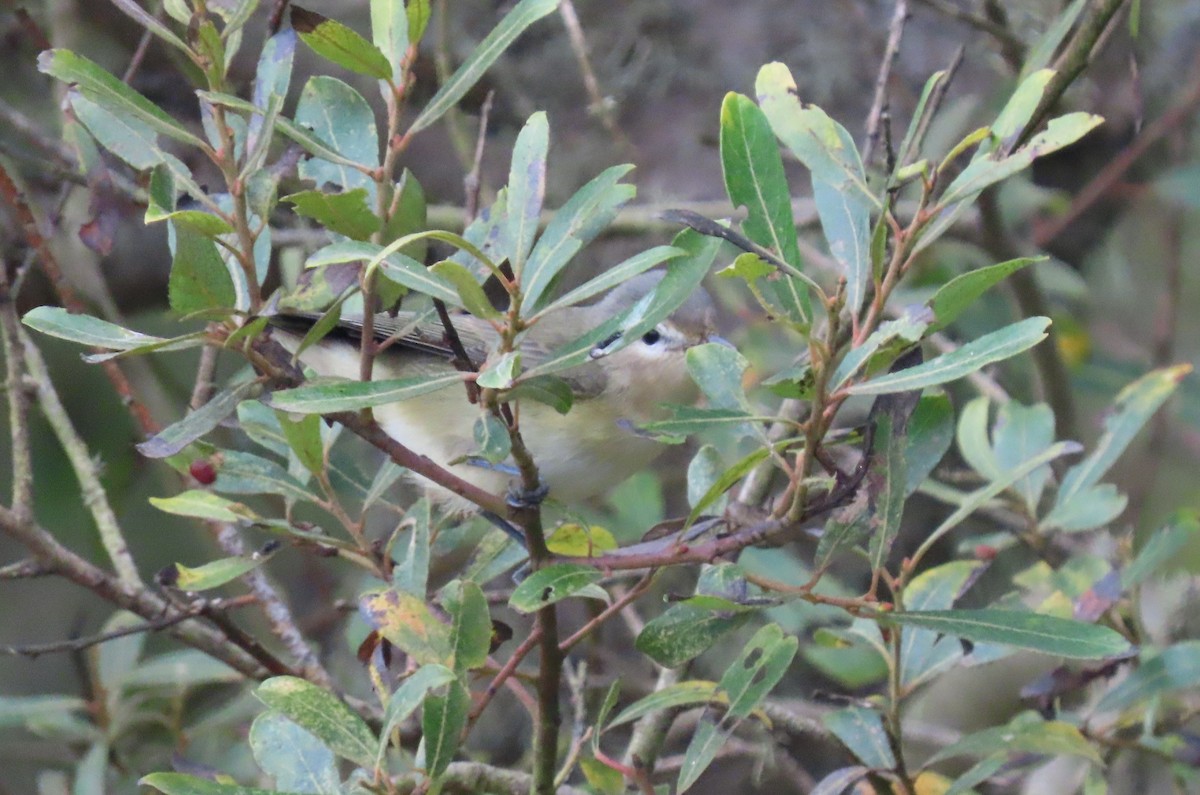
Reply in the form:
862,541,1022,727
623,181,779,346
1,0,1198,792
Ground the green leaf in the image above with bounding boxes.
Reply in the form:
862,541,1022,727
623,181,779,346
956,396,1001,479
1096,641,1200,712
504,375,574,414
409,0,558,133
147,166,235,235
537,245,681,316
360,588,452,665
168,225,238,316
1023,3,1089,78
824,707,895,769
508,564,606,613
277,411,325,477
812,174,871,317
926,258,1039,332
150,490,259,523
254,676,377,769
896,69,948,170
421,680,469,781
473,413,512,465
370,0,409,79
139,773,285,795
110,0,191,53
545,524,617,556
248,30,297,156
249,712,340,795
848,317,1051,395
1054,364,1191,508
720,92,809,322
476,351,521,390
306,239,459,305
677,718,726,792
721,624,798,719
283,188,381,240
377,664,456,764
523,165,636,310
899,561,985,688
1042,483,1127,532
607,681,720,727
21,307,172,351
1123,513,1199,588
407,0,432,46
38,50,204,148
635,603,750,669
904,393,954,495
505,111,548,277
392,499,432,597
686,446,772,525
638,407,755,438
881,609,1134,659
430,260,499,319
687,342,750,411
866,413,909,571
938,112,1105,207
929,711,1101,764
211,450,314,503
992,401,1056,513
120,650,241,689
267,372,465,414
832,309,930,391
294,76,377,194
171,550,275,591
444,580,491,673
292,6,393,80
137,381,259,459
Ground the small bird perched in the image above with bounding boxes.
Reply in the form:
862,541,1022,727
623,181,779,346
271,271,721,512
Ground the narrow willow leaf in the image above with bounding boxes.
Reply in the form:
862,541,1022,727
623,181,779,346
22,307,168,350
109,0,191,52
294,76,378,194
267,371,465,414
292,6,393,81
171,550,274,591
926,258,1039,332
509,564,606,613
1055,364,1191,507
283,188,381,240
505,111,548,276
687,343,750,411
899,561,985,687
376,664,456,765
139,773,283,795
721,624,798,719
896,69,947,170
956,396,1001,479
473,413,512,464
635,603,750,669
538,245,681,315
137,381,259,458
409,0,557,133
211,450,314,503
277,412,324,477
360,588,452,665
168,225,237,316
249,712,340,795
824,707,895,769
254,676,377,768
443,581,491,674
392,499,432,597
248,30,296,153
991,401,1055,513
904,393,954,495
306,239,460,305
678,718,726,792
720,91,809,321
686,446,771,524
848,317,1051,395
430,260,499,319
608,681,721,728
523,164,637,310
881,609,1133,659
370,0,410,79
929,711,1102,765
38,50,203,147
810,767,869,795
150,491,259,523
421,680,469,781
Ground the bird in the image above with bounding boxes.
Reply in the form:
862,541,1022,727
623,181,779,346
269,271,722,513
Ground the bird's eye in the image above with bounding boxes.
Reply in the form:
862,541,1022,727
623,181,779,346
641,329,662,345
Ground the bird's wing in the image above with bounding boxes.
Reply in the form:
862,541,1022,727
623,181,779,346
272,310,610,398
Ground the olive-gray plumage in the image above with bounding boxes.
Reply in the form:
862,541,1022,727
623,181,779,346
272,272,718,511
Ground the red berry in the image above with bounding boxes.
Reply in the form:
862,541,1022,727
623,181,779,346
190,458,217,485
974,544,998,561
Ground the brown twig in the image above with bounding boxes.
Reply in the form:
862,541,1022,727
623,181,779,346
863,0,910,167
468,626,543,728
0,266,33,522
463,91,495,224
558,570,657,652
558,0,631,151
910,0,1025,60
0,594,256,658
0,505,265,678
